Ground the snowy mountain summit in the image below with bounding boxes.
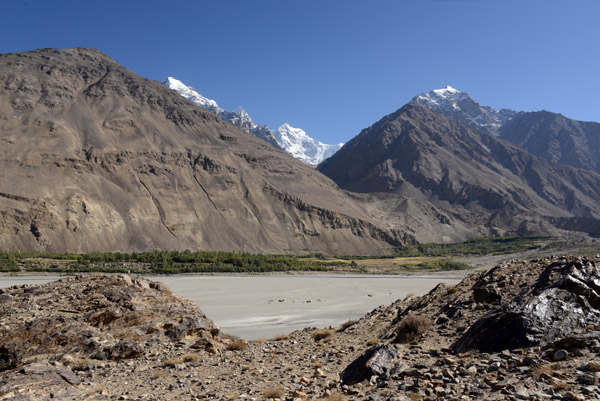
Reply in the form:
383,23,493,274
275,124,343,165
411,86,518,135
164,77,342,165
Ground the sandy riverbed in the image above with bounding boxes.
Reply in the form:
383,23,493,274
148,274,463,340
1,274,462,340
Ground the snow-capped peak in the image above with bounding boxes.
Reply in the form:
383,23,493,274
432,85,460,96
411,86,518,135
164,77,343,164
164,77,222,113
275,123,343,165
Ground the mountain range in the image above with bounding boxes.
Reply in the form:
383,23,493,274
164,77,343,165
0,47,598,254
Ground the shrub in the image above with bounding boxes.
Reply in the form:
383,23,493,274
394,313,432,343
182,353,201,363
263,386,285,399
312,329,334,342
366,338,379,346
273,334,289,341
338,320,356,331
161,358,184,367
225,339,247,351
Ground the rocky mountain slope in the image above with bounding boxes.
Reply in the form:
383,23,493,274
499,110,600,174
164,77,343,165
0,48,410,254
2,255,600,400
318,104,600,239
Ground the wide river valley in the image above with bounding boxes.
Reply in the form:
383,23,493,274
1,274,463,340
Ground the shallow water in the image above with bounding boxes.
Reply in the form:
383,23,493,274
0,274,462,340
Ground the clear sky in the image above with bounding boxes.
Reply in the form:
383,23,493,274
2,0,599,144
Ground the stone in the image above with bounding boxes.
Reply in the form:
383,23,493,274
341,345,401,385
553,349,568,361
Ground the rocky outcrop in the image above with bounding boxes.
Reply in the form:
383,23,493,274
0,275,222,372
452,257,600,353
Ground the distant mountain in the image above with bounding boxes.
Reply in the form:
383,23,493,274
411,86,519,136
164,77,342,165
412,86,600,175
0,48,410,254
319,103,600,239
499,111,600,174
275,124,343,165
163,77,280,147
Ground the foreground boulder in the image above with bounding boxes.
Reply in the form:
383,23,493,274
0,274,222,372
453,257,600,352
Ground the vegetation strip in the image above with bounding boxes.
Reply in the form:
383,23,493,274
0,236,546,274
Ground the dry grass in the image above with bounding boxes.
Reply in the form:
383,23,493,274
366,338,379,346
394,313,433,343
182,353,201,363
263,386,285,399
319,393,344,400
161,358,184,368
151,369,168,379
311,360,323,368
226,339,248,351
338,320,356,331
273,334,289,341
312,329,334,342
255,337,268,343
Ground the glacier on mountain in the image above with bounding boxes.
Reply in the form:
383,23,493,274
164,77,342,165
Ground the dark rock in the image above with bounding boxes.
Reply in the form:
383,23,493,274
473,286,502,304
453,258,600,353
553,349,568,361
341,345,401,385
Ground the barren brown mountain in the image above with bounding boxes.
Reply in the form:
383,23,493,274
499,110,600,174
0,47,414,254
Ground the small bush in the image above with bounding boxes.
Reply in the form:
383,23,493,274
183,353,201,363
394,313,432,343
256,337,268,343
312,329,334,342
226,339,247,351
273,334,289,341
338,320,356,331
161,358,184,367
263,386,285,399
366,338,379,346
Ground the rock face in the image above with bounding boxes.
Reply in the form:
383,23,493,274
318,103,600,239
499,110,600,174
0,48,411,254
452,257,600,352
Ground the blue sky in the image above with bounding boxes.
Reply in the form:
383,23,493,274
2,0,599,144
